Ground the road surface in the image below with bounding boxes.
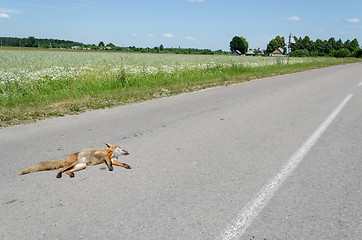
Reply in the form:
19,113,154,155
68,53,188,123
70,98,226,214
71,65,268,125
1,63,361,239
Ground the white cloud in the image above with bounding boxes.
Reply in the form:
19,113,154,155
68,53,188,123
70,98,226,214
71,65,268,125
282,16,300,21
188,0,205,2
185,36,195,40
346,18,360,23
132,33,137,37
0,8,22,19
147,34,155,38
0,13,10,19
164,33,175,38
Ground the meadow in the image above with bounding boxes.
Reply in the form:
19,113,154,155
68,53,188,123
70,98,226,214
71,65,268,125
0,48,360,127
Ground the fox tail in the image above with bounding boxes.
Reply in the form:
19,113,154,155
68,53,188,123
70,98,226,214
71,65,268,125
18,159,67,175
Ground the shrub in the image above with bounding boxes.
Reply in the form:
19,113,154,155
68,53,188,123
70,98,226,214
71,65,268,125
290,49,310,57
353,49,362,58
332,48,351,58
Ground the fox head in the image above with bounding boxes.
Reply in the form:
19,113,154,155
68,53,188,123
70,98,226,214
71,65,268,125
105,143,129,158
104,143,129,171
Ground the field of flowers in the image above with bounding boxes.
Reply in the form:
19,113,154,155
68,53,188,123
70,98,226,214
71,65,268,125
0,50,287,102
0,50,309,87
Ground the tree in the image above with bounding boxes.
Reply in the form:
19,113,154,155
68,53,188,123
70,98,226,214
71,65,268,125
354,49,362,58
266,36,286,54
335,39,343,50
349,38,360,52
343,39,351,50
325,39,334,55
327,37,336,52
159,44,164,52
230,36,248,54
313,39,325,55
301,36,312,51
98,41,105,47
90,44,98,50
290,36,299,52
23,36,36,47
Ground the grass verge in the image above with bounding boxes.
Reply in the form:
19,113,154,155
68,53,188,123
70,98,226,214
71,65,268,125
1,58,361,128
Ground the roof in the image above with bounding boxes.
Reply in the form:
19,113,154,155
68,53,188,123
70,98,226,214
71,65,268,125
272,48,284,54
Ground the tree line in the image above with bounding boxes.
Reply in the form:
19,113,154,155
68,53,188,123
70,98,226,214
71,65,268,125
230,35,362,58
0,36,83,49
290,36,361,58
0,36,227,55
2,35,361,58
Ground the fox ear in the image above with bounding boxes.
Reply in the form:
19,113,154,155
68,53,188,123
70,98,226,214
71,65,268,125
105,143,111,148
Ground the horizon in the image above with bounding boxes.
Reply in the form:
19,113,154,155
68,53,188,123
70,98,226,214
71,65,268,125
1,0,361,51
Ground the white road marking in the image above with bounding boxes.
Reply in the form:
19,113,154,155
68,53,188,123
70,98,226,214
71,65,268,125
358,82,362,87
220,94,354,240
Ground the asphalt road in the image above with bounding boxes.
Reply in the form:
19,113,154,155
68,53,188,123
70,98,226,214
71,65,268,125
1,63,361,240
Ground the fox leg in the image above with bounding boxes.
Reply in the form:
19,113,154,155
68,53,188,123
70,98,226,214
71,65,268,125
56,164,75,178
104,153,113,171
56,165,75,178
65,163,87,178
112,159,131,169
56,155,78,178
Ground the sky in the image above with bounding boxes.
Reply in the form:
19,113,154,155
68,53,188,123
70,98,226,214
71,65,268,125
1,0,362,51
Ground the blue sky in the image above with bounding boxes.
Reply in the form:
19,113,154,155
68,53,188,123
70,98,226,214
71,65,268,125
1,0,361,51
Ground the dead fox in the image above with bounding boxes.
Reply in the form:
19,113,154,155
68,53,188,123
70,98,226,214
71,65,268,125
18,143,130,178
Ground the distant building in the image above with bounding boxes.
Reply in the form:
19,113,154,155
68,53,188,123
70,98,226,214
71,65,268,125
270,48,285,56
71,46,82,50
232,50,242,55
256,50,265,56
245,50,255,56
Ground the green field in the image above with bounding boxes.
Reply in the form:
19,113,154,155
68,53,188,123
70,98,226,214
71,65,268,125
1,48,360,127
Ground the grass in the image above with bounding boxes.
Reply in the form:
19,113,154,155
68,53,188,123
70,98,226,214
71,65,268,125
1,49,361,128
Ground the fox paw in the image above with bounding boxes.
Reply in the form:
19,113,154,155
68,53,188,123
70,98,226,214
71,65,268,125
124,164,131,169
69,172,75,178
56,173,62,178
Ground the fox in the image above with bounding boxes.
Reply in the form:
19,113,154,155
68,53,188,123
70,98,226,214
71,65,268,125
18,143,131,178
